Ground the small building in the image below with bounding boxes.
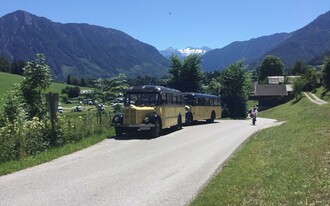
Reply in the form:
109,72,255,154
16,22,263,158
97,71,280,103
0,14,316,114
253,84,293,110
267,76,284,84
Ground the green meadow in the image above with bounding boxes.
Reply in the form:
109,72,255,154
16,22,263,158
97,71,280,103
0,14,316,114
191,93,329,205
0,72,92,106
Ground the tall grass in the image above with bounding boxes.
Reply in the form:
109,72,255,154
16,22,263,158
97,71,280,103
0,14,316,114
0,129,113,176
191,95,330,205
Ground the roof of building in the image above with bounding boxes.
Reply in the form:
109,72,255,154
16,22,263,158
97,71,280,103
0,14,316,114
255,84,288,96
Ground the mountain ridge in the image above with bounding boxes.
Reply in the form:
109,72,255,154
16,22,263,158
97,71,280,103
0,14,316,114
201,33,291,71
202,10,330,71
0,10,169,81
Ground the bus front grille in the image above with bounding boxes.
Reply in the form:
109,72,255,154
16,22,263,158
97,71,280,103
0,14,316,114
124,108,137,125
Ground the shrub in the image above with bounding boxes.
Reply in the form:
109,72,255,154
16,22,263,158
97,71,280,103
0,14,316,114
0,123,19,162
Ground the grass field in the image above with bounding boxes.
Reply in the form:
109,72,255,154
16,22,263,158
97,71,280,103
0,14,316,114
0,72,22,105
191,94,330,205
0,72,93,106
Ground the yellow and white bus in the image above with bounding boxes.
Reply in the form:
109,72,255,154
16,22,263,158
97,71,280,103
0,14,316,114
112,85,185,137
183,93,221,124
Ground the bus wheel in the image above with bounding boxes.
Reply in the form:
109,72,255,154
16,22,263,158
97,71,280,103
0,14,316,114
207,111,216,123
177,115,182,130
151,120,160,138
115,127,123,136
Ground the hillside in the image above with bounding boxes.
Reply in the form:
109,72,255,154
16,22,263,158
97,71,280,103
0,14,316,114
201,33,290,71
0,10,169,81
264,10,330,67
192,96,330,205
0,72,92,106
202,10,330,71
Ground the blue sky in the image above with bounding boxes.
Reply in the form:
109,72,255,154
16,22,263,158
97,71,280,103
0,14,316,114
1,0,330,50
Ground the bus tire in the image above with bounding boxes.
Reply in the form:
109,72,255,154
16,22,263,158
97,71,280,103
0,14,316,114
115,127,123,136
151,120,160,138
177,115,182,130
207,111,216,123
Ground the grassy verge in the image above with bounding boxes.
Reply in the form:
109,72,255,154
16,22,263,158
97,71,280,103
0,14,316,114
0,129,114,176
191,96,330,205
0,72,22,105
314,86,330,101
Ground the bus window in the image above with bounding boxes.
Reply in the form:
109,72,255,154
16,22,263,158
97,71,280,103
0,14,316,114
167,93,173,104
161,93,167,104
205,98,210,106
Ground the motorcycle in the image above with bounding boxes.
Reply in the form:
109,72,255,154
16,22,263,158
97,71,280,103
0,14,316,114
252,116,256,125
249,111,257,125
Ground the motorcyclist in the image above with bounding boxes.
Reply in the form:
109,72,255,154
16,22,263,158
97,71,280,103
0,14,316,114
250,106,258,125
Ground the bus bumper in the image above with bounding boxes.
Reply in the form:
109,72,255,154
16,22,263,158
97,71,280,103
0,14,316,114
112,124,155,131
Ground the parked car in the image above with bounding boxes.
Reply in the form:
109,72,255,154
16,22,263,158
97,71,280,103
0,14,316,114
73,106,83,112
58,106,63,113
97,103,105,111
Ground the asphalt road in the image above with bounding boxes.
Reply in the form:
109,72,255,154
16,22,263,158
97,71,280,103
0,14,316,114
0,118,281,206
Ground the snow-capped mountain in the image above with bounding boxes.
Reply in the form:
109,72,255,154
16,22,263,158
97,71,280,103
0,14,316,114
159,46,211,59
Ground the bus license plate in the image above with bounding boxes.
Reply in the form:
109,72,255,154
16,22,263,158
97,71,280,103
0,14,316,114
140,127,150,131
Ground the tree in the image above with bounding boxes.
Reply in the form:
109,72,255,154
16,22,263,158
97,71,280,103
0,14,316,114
61,86,81,98
258,55,284,83
10,60,26,75
104,73,129,98
0,84,25,126
80,77,87,87
205,78,221,95
323,56,330,90
219,61,252,118
291,60,307,75
303,67,317,92
21,53,51,119
292,77,306,100
66,75,71,85
94,74,129,102
71,77,79,86
0,56,10,72
168,54,203,92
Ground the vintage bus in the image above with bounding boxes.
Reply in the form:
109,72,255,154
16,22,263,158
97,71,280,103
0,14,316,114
183,93,221,124
112,85,186,137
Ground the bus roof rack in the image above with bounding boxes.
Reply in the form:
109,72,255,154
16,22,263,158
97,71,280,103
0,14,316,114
183,92,220,98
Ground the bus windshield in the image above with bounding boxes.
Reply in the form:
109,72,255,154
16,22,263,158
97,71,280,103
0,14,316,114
124,93,159,106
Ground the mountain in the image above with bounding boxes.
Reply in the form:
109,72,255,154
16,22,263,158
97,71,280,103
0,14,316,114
262,10,330,67
202,10,330,71
0,10,169,81
160,46,211,59
201,33,291,71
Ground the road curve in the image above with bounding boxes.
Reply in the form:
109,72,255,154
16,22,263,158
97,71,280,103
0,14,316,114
0,118,281,206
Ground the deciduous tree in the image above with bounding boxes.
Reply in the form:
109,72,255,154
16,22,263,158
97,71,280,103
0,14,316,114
323,56,330,90
258,55,284,83
21,53,51,119
292,77,306,100
220,61,252,118
168,54,203,92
